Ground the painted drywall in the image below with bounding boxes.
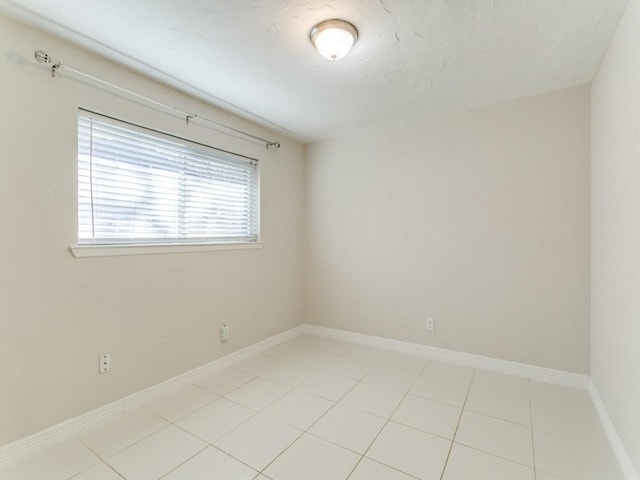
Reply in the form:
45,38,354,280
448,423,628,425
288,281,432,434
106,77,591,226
304,86,591,373
0,16,304,447
591,0,640,473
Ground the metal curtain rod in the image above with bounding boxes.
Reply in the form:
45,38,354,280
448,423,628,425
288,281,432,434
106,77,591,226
33,50,281,150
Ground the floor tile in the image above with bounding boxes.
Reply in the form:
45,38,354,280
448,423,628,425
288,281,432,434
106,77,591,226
263,389,333,430
176,397,255,443
80,406,169,458
410,361,474,407
366,422,450,479
0,440,100,480
293,349,342,369
193,368,255,396
143,384,217,422
225,378,290,411
340,382,404,418
214,413,301,471
233,353,283,376
363,365,419,391
533,429,623,480
297,373,358,401
309,404,386,454
161,446,258,480
443,444,534,480
69,463,123,480
465,370,531,426
348,458,416,480
455,410,533,466
263,433,360,480
320,356,377,379
106,425,205,480
391,394,461,439
380,352,428,374
530,382,607,444
263,362,318,387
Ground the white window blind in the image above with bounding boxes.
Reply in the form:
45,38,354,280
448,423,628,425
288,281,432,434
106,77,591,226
78,112,259,245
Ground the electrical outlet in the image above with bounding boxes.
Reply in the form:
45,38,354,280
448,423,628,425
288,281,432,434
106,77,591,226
220,325,230,342
99,353,111,373
425,318,435,333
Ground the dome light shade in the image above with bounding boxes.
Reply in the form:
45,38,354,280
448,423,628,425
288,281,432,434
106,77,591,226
310,19,358,61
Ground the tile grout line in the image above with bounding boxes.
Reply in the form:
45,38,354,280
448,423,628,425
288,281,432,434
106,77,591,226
154,445,209,480
343,358,432,480
254,346,385,477
141,393,219,424
448,442,537,469
170,419,262,474
73,442,127,480
460,406,533,429
166,364,327,476
102,461,127,480
77,416,168,463
156,361,307,478
64,443,126,480
438,369,476,480
83,406,212,480
249,342,390,477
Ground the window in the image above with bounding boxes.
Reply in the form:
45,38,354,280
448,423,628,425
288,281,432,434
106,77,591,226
77,112,259,248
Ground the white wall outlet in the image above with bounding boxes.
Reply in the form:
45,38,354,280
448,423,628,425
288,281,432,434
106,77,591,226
220,324,230,342
425,318,435,332
99,353,111,373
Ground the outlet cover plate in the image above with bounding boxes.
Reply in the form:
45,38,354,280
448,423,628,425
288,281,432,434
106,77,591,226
426,318,435,333
99,353,111,373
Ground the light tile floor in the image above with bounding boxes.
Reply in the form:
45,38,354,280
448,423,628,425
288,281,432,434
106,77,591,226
0,334,623,480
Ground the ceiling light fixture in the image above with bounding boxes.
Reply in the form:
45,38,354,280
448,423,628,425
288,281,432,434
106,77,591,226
310,19,358,61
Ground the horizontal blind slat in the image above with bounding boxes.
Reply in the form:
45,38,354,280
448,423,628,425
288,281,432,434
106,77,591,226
78,114,258,244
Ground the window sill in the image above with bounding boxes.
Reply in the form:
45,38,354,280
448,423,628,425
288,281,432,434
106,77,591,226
69,241,264,258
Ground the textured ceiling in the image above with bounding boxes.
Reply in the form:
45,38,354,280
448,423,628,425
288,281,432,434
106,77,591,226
0,0,629,143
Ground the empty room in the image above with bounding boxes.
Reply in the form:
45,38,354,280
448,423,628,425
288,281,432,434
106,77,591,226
0,0,638,479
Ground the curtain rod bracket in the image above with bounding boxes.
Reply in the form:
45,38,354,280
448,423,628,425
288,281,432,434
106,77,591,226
34,50,61,78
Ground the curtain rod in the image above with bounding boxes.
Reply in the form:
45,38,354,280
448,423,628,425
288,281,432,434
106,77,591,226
33,50,281,150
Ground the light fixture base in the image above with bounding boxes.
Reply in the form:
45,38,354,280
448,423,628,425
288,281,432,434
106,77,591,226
310,19,359,61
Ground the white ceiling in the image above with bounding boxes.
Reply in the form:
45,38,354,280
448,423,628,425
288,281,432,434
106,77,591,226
0,0,629,143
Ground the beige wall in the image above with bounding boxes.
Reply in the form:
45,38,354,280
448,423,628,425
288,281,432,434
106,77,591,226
304,86,591,374
0,17,305,446
591,0,640,472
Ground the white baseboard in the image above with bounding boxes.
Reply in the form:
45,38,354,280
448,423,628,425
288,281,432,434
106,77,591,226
302,324,590,389
0,325,305,468
3,322,635,480
589,380,639,480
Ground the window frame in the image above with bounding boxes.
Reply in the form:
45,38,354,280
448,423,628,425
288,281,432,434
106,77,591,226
71,110,262,257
